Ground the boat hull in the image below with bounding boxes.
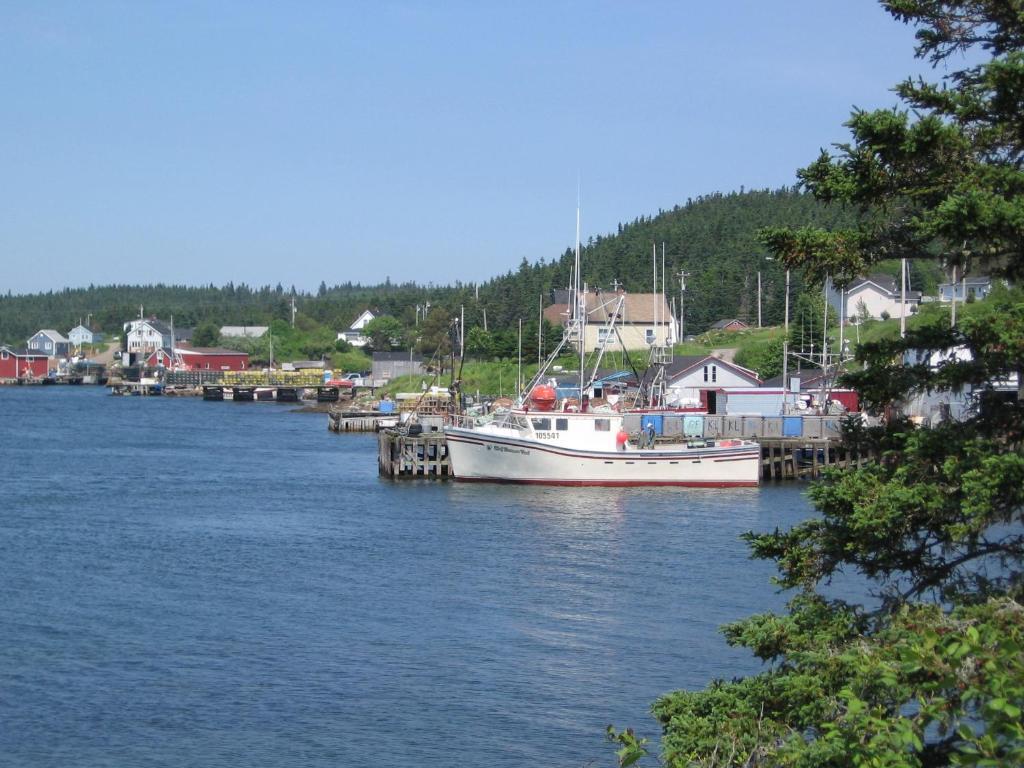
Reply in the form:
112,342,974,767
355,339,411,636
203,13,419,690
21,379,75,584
444,427,760,487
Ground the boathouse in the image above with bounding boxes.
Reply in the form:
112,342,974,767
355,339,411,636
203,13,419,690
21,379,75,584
0,346,49,379
177,348,249,371
661,355,762,412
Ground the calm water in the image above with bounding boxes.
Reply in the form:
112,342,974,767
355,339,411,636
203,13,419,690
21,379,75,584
0,387,815,767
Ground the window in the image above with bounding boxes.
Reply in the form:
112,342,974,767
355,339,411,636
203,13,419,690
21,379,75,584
531,417,551,431
712,365,717,383
703,365,709,382
645,329,656,344
597,327,611,342
555,418,569,431
594,418,610,431
1,351,7,360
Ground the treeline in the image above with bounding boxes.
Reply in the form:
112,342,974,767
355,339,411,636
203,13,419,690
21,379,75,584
1,187,939,346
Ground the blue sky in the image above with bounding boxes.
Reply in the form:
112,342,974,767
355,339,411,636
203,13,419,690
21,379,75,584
1,1,937,294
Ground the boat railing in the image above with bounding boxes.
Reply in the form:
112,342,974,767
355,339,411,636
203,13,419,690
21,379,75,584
448,413,496,429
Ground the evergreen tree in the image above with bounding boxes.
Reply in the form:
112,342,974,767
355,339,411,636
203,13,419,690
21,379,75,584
636,3,1024,766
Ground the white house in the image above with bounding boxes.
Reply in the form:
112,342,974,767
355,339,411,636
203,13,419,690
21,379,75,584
902,345,1018,423
68,324,103,346
337,310,375,348
938,276,992,303
220,325,269,339
27,329,70,358
661,355,762,411
543,290,676,351
829,275,922,321
124,319,174,354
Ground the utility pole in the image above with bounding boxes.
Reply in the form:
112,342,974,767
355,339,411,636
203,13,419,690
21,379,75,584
900,257,907,338
757,270,762,328
951,264,958,328
538,294,543,367
782,268,790,413
677,270,691,341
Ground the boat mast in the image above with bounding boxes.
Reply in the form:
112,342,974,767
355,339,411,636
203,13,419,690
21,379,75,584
576,197,584,401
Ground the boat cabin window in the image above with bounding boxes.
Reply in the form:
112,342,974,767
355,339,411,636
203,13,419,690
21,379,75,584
594,418,610,431
530,417,551,431
508,415,531,431
555,418,569,431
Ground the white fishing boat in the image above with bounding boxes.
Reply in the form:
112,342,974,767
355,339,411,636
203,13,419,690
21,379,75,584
445,405,760,487
443,206,761,487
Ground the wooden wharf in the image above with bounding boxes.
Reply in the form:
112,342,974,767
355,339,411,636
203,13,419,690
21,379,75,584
377,430,452,478
199,385,341,402
109,380,163,396
374,430,874,482
329,412,393,432
757,438,874,480
328,409,443,433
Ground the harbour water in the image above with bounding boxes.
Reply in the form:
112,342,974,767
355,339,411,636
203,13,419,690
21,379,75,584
1,387,816,767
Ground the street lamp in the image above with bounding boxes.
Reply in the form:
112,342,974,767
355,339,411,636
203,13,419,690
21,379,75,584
677,270,691,341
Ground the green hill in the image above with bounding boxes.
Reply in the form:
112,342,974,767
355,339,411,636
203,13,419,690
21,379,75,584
1,187,927,347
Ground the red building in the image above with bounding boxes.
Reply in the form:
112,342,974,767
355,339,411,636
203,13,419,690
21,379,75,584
145,348,176,368
179,348,249,371
0,346,49,379
146,347,250,371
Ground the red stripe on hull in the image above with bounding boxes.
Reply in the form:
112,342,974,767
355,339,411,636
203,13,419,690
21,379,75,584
451,477,759,487
445,433,757,462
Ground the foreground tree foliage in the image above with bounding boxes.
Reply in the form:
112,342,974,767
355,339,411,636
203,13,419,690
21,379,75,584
635,3,1024,766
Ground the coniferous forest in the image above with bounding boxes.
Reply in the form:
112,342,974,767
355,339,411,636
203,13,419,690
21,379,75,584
0,187,888,346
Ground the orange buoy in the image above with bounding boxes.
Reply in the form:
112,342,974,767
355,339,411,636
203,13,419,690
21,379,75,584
530,385,557,411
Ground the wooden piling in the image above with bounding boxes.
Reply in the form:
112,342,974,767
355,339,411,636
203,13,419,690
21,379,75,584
377,430,451,479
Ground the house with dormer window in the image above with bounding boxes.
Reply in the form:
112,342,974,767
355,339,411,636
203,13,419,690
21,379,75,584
124,319,174,354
